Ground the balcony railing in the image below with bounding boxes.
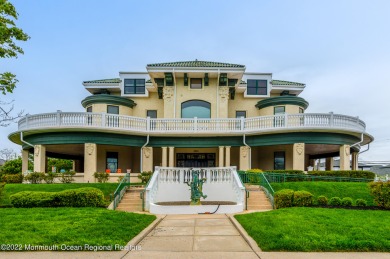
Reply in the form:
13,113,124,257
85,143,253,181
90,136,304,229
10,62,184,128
17,112,366,134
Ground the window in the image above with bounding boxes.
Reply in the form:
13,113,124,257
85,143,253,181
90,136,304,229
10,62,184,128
274,106,285,127
181,100,211,118
124,79,145,94
299,107,304,113
87,106,92,112
107,105,119,127
190,78,202,89
274,151,285,170
87,106,92,125
247,79,267,95
274,106,285,115
106,152,118,173
236,111,246,118
147,110,157,118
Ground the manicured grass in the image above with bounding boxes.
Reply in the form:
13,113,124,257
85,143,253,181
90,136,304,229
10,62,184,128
0,183,119,206
271,182,375,205
0,208,156,250
235,208,390,251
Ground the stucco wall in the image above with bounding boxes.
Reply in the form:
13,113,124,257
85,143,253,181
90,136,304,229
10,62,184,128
87,103,133,116
96,145,133,172
258,104,303,116
132,92,164,118
228,93,262,118
251,145,293,170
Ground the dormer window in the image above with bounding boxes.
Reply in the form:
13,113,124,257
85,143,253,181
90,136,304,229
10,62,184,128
247,79,267,95
190,78,202,89
124,79,145,94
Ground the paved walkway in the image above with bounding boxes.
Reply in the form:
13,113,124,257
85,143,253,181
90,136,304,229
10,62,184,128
1,213,390,258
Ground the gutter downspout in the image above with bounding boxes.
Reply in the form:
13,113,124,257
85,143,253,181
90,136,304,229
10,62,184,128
20,132,34,148
216,69,220,117
173,68,176,118
140,134,150,172
350,133,364,170
359,144,370,155
243,134,251,169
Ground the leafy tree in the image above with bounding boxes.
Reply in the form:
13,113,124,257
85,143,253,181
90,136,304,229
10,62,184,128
0,0,29,126
47,158,73,173
0,156,32,174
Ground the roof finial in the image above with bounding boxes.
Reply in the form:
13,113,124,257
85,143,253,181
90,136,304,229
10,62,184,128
195,59,198,62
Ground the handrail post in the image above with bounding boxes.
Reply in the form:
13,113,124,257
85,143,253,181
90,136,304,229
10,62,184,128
194,117,198,132
101,113,106,127
329,112,334,126
25,114,29,128
57,111,61,126
147,116,151,132
240,116,244,131
284,113,288,127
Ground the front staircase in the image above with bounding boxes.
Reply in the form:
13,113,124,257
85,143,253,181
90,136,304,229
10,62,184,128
246,185,273,211
116,186,144,212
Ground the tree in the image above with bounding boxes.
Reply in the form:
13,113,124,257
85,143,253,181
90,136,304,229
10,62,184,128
0,148,17,161
0,0,29,126
0,156,32,174
47,158,73,173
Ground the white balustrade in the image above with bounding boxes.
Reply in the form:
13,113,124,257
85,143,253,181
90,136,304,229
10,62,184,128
17,112,366,134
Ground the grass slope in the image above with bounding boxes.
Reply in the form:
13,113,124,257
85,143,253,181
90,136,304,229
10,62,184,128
1,183,119,206
235,208,390,251
271,182,375,205
0,208,156,250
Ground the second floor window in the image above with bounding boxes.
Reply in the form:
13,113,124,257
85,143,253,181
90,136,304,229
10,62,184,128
247,79,267,95
147,110,157,118
124,79,145,94
236,111,246,118
190,78,202,89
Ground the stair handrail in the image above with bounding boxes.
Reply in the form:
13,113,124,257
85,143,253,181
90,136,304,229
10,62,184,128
112,173,130,210
259,173,275,208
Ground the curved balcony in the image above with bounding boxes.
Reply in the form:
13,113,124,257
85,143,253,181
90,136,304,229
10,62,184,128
16,112,368,138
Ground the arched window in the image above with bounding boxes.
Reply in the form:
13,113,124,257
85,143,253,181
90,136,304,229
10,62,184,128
181,100,211,118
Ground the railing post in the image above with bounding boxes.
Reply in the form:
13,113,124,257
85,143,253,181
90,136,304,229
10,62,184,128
284,113,288,128
25,114,29,128
147,116,150,132
57,110,61,126
240,116,244,131
101,113,106,127
329,112,334,126
194,117,198,132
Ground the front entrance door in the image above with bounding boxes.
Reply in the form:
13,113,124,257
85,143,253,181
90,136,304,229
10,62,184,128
176,153,215,167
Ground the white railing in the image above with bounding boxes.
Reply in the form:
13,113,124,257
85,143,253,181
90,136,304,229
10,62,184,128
144,166,246,212
17,111,366,134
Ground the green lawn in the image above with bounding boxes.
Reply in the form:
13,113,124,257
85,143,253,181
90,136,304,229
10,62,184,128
0,183,119,206
0,208,155,251
235,208,390,251
271,182,375,205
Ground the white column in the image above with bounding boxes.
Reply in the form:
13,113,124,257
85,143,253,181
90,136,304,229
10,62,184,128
168,147,175,167
33,145,46,173
292,143,305,171
161,147,168,167
339,144,351,170
219,146,224,167
142,147,153,172
352,152,358,170
22,149,29,173
239,146,251,171
225,146,231,167
84,143,97,182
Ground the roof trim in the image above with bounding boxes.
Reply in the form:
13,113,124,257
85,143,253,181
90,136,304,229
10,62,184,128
255,96,309,110
81,94,136,109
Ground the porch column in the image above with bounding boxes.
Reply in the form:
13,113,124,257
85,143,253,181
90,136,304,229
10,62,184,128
142,147,153,172
225,146,231,167
239,146,251,171
84,143,97,183
168,147,175,167
161,147,168,167
325,157,334,171
33,145,46,173
22,149,29,173
292,143,305,171
218,146,224,167
339,144,351,170
352,152,358,170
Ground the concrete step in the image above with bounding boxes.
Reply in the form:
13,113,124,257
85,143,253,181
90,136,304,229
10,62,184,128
119,201,141,206
248,205,273,210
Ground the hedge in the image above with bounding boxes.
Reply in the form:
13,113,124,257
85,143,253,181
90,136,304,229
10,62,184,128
317,195,328,206
2,174,23,183
274,189,294,208
369,182,390,209
341,197,353,206
10,187,105,208
355,199,367,207
293,191,313,207
309,170,375,179
265,170,304,175
328,197,342,206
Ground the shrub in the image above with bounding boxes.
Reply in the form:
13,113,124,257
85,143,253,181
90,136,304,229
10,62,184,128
24,172,45,184
328,197,342,206
309,170,375,179
44,172,57,184
10,191,55,207
265,170,304,175
138,171,153,184
93,172,109,183
274,189,294,209
2,174,23,183
356,199,367,207
10,188,105,208
292,191,313,207
0,157,23,174
59,171,75,183
341,197,353,206
369,182,390,209
317,195,328,206
0,182,4,199
247,168,263,173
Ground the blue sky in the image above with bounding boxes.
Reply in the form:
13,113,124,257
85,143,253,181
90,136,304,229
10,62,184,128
1,0,389,161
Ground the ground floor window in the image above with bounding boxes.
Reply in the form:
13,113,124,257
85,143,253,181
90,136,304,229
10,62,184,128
106,152,118,173
274,151,285,170
176,153,215,167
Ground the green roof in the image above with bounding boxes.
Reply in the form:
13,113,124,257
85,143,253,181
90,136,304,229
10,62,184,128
271,80,305,86
83,78,121,84
147,60,245,68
